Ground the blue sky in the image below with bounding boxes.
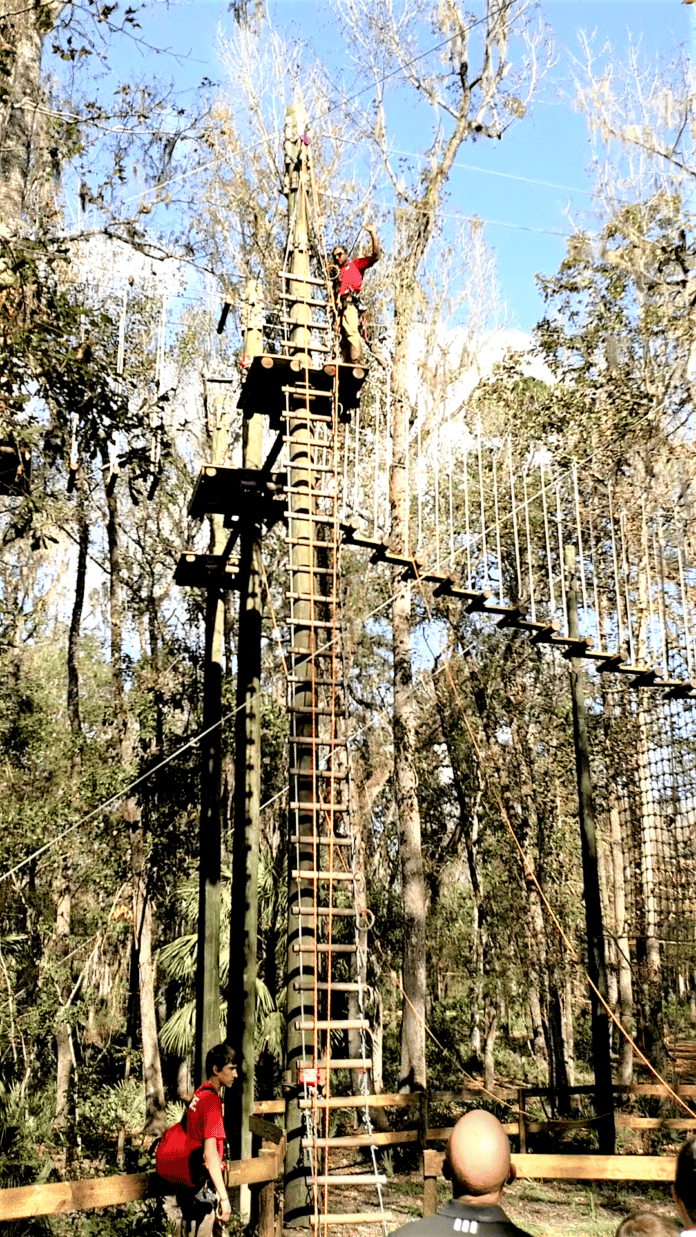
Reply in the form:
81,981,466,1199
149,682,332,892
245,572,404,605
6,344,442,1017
118,0,690,331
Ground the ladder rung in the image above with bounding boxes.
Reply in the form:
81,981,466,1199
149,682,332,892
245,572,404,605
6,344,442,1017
309,1214,394,1226
289,806,349,815
285,566,337,577
274,308,329,321
300,1095,385,1110
283,387,334,399
291,906,356,917
285,540,341,551
289,834,352,844
288,707,345,718
294,981,369,992
292,870,354,881
305,1132,418,1148
295,1019,370,1032
285,462,338,475
286,653,343,663
287,736,345,748
288,771,349,781
293,943,357,953
286,593,338,603
299,1059,372,1069
287,676,341,686
278,271,329,287
287,618,340,629
311,1176,387,1186
277,291,328,304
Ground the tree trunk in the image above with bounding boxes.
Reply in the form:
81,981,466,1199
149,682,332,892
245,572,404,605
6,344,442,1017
610,803,634,1086
129,807,166,1135
67,476,88,749
54,860,72,1128
0,0,47,228
105,477,165,1131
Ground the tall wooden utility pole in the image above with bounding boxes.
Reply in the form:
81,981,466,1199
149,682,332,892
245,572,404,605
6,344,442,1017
228,281,264,1224
283,100,316,1227
565,545,616,1154
194,572,224,1083
193,393,229,1085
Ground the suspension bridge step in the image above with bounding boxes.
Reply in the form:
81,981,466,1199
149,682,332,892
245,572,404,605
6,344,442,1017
309,1214,394,1226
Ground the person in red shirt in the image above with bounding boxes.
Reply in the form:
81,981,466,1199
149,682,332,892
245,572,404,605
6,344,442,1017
331,225,380,362
156,1041,237,1236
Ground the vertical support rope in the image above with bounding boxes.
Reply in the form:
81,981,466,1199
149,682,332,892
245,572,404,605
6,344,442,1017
522,471,536,624
508,439,522,601
540,460,555,615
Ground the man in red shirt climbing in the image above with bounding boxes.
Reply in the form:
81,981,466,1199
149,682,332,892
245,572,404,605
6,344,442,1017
331,225,380,363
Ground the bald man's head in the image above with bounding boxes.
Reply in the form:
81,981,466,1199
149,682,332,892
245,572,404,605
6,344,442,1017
444,1111,514,1202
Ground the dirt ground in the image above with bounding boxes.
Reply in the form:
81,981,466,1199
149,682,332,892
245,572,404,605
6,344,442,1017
332,1173,681,1237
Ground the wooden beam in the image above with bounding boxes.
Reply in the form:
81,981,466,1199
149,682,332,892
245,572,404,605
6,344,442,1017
0,1174,153,1221
422,1151,676,1182
0,1155,283,1221
250,1115,284,1144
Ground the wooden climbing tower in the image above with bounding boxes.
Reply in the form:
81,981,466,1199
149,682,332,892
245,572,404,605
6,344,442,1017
177,102,389,1233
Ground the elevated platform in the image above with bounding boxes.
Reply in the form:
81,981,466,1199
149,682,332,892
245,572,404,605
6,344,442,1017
237,355,365,425
188,466,285,524
174,552,241,590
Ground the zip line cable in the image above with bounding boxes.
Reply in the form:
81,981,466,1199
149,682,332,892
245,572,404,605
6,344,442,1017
0,594,395,888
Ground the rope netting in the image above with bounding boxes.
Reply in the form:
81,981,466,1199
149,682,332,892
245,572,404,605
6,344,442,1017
594,687,696,1018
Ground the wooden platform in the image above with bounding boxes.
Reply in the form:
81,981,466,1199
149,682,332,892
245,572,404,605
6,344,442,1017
237,355,365,424
188,465,285,523
174,552,242,589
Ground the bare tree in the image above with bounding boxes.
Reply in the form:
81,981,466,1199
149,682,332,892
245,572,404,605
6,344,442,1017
335,0,551,1090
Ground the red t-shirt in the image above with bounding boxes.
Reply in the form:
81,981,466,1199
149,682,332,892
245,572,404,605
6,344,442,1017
335,255,376,298
185,1083,226,1164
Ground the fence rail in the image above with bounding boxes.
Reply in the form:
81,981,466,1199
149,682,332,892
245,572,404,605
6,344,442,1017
1,1082,689,1224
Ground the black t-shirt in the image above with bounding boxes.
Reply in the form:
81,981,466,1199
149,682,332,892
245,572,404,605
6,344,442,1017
389,1199,531,1237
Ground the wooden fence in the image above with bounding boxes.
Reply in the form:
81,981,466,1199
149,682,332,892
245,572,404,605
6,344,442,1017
0,1121,285,1227
0,1083,690,1225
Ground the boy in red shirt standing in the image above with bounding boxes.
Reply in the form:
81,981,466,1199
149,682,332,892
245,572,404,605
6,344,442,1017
157,1041,237,1236
331,225,380,363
